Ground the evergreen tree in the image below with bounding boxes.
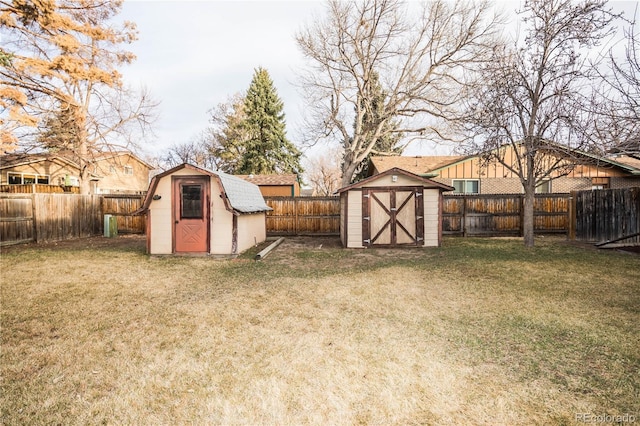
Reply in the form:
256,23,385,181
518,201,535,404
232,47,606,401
236,67,302,174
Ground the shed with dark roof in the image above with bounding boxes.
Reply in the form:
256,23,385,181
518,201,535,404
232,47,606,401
137,163,271,256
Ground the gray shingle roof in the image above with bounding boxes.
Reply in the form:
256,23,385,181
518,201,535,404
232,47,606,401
216,171,272,213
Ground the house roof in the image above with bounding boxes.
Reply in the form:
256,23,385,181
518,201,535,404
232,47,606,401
0,150,155,173
372,145,640,177
138,163,272,214
235,173,299,186
608,155,640,171
93,151,155,170
0,153,80,170
337,167,454,193
370,155,463,176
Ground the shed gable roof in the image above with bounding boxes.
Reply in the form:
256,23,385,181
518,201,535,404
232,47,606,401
337,167,454,193
139,163,271,214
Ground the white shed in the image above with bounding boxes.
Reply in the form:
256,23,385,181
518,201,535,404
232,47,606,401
337,167,454,248
137,163,271,256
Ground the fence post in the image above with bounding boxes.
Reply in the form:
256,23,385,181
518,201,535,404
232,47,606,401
519,195,524,237
31,193,38,243
568,191,576,240
294,197,299,235
462,195,467,237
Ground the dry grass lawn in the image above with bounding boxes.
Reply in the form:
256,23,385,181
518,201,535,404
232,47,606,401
1,235,638,425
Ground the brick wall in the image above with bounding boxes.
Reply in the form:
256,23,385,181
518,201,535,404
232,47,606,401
434,176,639,194
551,177,591,193
610,177,640,189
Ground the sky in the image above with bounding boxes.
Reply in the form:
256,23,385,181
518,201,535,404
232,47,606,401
118,1,638,162
119,1,325,160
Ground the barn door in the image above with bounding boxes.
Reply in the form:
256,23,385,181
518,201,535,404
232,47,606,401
363,187,424,247
173,176,210,253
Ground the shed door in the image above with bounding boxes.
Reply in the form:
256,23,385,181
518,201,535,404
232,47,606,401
173,176,210,253
363,187,424,247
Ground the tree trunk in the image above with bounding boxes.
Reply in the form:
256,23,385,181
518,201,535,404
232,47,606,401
522,184,535,248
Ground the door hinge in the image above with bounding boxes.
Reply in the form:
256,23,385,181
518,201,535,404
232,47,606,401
417,237,424,241
363,239,371,244
416,215,423,220
363,194,370,198
416,193,422,197
363,216,370,221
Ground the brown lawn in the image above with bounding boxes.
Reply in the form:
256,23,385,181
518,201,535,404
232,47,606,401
1,235,638,425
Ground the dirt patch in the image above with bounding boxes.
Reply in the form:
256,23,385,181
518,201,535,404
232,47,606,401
274,235,342,251
1,234,147,253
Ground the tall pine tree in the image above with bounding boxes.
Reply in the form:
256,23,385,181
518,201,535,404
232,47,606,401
237,67,302,174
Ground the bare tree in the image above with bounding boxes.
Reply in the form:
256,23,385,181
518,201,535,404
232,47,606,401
163,136,218,171
296,0,503,187
304,147,342,196
593,9,640,155
459,0,617,247
0,0,157,193
201,93,249,174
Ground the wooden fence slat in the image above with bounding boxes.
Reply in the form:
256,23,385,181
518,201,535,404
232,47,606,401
572,187,640,244
1,193,145,246
265,196,341,236
441,194,570,236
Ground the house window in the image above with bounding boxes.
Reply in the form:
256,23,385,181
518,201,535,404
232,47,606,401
591,177,609,190
181,184,203,219
452,179,479,194
124,166,133,175
7,172,49,185
535,180,551,194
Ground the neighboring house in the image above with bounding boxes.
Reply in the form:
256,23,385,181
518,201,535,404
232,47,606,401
236,174,300,197
0,151,153,194
137,163,271,256
91,151,154,194
369,147,640,195
0,153,89,190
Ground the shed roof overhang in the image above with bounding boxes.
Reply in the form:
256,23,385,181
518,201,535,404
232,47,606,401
336,167,455,194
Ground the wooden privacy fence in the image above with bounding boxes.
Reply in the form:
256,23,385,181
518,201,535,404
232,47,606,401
442,194,570,236
264,194,570,237
569,187,640,245
0,193,145,246
0,184,80,194
265,196,340,235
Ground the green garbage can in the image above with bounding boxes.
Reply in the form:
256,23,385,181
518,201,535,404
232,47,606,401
104,214,118,238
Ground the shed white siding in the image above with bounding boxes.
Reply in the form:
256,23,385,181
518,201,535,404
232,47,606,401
423,189,440,247
209,179,234,255
237,213,267,254
346,190,363,248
